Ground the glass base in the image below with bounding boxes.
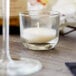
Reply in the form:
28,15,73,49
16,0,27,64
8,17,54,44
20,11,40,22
0,58,42,76
23,37,59,50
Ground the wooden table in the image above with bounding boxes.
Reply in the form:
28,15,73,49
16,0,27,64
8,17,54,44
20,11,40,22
0,31,76,76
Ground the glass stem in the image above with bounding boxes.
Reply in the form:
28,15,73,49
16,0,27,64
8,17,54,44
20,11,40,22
2,0,12,62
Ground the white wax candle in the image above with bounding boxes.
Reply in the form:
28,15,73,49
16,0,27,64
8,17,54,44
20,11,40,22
22,28,56,43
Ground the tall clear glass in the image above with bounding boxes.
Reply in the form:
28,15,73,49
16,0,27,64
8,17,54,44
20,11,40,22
19,11,59,50
0,0,42,75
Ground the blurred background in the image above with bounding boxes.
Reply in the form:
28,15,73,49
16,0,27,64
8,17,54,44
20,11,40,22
0,0,76,35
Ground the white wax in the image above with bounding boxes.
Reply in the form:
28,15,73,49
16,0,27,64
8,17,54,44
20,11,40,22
22,28,56,43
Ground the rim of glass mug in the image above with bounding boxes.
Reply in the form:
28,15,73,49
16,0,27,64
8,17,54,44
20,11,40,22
19,10,60,17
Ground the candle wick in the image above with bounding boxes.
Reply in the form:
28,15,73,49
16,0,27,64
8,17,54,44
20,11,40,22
37,22,40,28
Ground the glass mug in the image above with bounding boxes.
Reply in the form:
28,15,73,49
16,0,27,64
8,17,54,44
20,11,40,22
19,11,60,50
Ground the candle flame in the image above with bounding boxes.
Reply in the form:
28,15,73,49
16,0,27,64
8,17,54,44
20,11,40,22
37,0,48,6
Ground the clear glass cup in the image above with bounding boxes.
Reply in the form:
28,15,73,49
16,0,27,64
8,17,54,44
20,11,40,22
19,11,60,50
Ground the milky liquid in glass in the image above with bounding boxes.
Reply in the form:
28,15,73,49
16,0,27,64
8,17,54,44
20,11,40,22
22,28,58,50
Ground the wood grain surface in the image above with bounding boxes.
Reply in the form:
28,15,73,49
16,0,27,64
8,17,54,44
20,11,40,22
0,31,76,76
